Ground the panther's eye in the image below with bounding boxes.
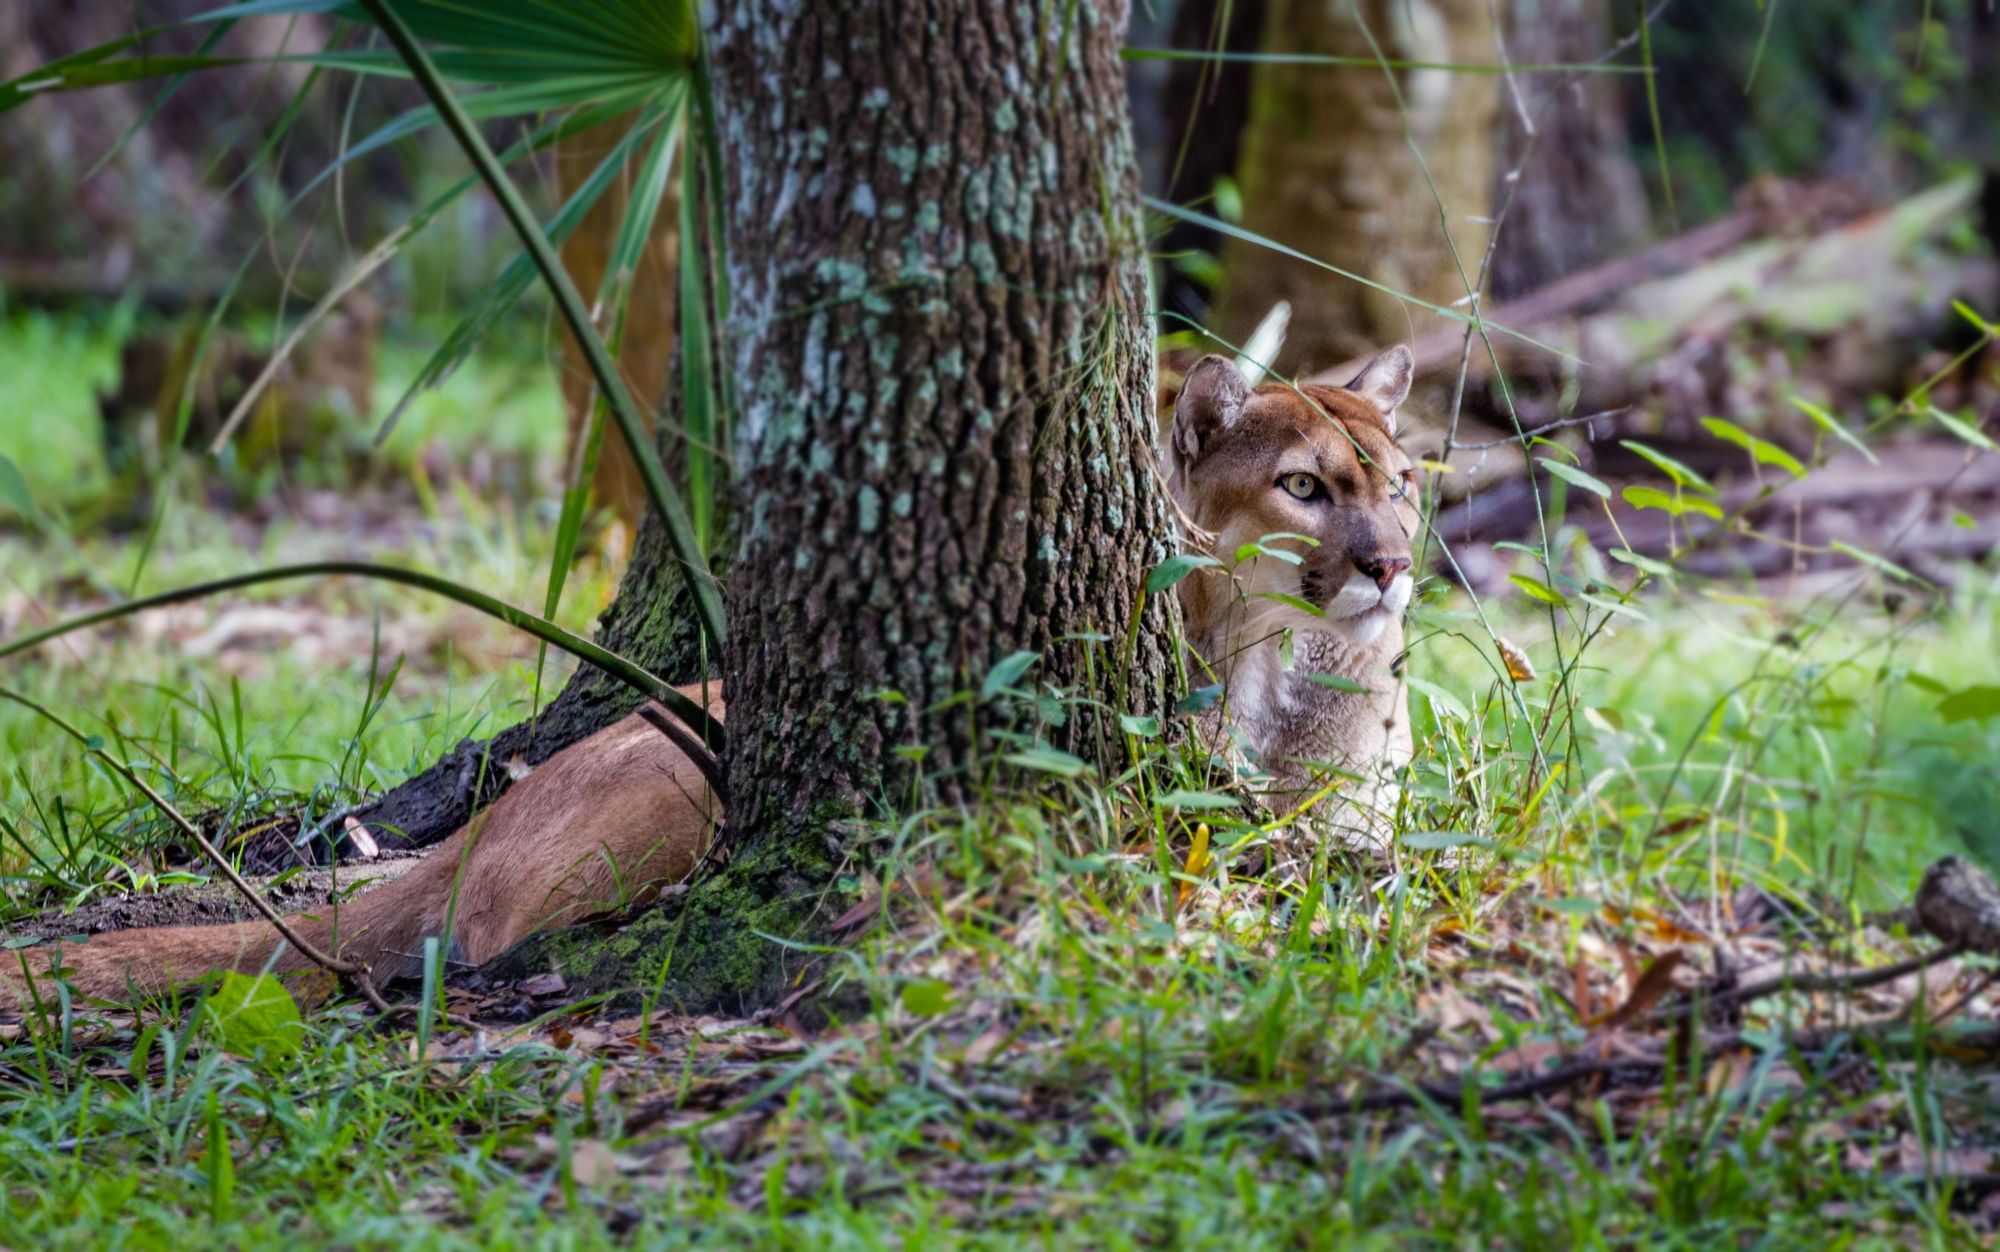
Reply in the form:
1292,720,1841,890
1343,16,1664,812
1391,468,1417,500
1279,472,1320,500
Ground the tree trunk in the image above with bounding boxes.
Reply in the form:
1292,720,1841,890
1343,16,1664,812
710,0,1176,836
1487,0,1650,299
1148,0,1267,324
1212,0,1499,374
554,115,680,531
485,1,1179,1007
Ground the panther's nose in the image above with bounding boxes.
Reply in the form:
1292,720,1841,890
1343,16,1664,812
1356,554,1411,591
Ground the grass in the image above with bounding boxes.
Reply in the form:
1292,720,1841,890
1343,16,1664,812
3,314,2000,1245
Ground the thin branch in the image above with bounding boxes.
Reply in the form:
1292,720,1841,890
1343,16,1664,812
1276,1018,2000,1122
0,559,722,760
1653,943,1969,1024
1447,408,1629,451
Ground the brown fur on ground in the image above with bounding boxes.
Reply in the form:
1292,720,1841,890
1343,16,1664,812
0,686,721,1012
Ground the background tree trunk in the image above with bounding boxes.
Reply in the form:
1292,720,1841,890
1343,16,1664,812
554,116,681,532
1212,0,1499,373
1487,0,1650,299
1146,0,1267,326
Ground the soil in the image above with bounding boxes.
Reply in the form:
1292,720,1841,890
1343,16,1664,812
4,850,427,942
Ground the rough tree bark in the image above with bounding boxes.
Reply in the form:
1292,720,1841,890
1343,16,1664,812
347,138,705,856
486,1,1180,1006
711,0,1175,835
1211,0,1499,373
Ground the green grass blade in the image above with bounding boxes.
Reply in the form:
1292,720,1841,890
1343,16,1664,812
1145,196,1573,363
534,98,687,710
0,562,721,753
372,102,667,444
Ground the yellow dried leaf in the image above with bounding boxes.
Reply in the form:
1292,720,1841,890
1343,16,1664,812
1496,637,1536,683
1177,823,1212,910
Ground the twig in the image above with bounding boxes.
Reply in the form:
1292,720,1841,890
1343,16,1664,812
637,703,730,806
1446,407,1629,451
1284,1057,1664,1119
1653,943,1968,1024
1278,1018,2000,1122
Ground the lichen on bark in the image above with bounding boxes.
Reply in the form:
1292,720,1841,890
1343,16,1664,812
498,2,1182,1010
712,0,1178,837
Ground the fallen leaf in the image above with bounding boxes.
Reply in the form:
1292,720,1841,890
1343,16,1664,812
568,1139,620,1188
1592,951,1686,1027
518,972,567,998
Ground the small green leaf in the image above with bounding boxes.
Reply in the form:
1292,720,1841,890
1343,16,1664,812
1002,747,1090,778
202,972,303,1064
1532,895,1603,916
1788,396,1876,464
0,455,32,516
1510,573,1569,606
981,650,1038,699
1154,790,1242,811
1146,553,1220,593
1829,540,1926,586
1256,592,1324,617
1930,407,1996,452
1401,831,1491,851
1619,440,1716,493
1950,299,1996,335
1234,540,1302,566
1622,485,1722,520
900,978,954,1017
1406,677,1469,722
1537,459,1610,499
1176,684,1224,714
1699,417,1805,478
1119,714,1162,738
1609,547,1674,577
1304,673,1370,694
1577,591,1648,622
1937,685,2000,723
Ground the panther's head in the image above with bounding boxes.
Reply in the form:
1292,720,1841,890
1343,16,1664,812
1168,346,1419,651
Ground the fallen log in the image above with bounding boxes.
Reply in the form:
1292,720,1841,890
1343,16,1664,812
1312,174,1997,426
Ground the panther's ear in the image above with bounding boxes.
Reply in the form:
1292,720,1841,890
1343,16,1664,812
1172,354,1251,461
1344,344,1414,434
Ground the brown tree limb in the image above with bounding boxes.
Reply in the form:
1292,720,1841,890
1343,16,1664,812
1278,1020,2000,1122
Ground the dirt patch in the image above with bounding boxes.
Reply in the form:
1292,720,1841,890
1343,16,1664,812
4,851,428,942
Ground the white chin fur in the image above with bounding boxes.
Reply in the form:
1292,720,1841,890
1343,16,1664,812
1335,609,1391,647
1321,571,1411,643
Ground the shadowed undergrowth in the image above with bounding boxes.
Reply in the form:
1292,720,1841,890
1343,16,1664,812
4,487,1999,1243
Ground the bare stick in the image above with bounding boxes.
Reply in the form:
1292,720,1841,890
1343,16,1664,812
1654,943,1967,1024
1279,1020,2000,1121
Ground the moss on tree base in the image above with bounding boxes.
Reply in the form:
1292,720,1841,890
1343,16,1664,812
480,815,847,1014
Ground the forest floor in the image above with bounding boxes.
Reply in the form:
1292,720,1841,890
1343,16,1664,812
4,309,2000,1246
